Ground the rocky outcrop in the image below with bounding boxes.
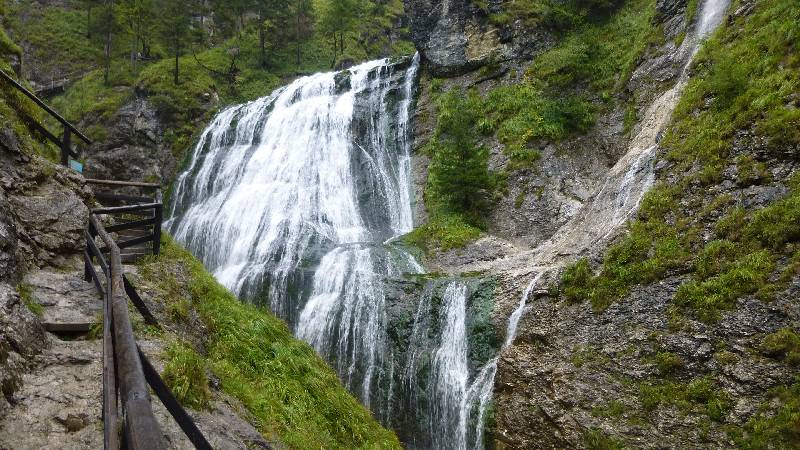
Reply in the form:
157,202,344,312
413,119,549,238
495,278,799,448
0,283,47,418
83,97,177,185
0,127,91,277
404,0,549,75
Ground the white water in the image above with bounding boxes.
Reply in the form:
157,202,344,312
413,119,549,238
456,273,541,449
170,55,422,416
431,282,470,450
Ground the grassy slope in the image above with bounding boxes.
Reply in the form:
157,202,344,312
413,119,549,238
560,0,800,445
138,235,401,449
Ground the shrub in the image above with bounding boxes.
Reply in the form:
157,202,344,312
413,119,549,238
654,351,683,375
561,258,593,303
763,328,800,366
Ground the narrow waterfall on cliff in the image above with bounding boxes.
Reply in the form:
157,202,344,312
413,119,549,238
468,0,733,445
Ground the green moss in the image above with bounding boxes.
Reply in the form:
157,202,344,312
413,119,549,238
591,400,626,418
162,341,212,410
571,345,610,368
16,283,43,317
638,376,731,421
404,213,482,252
138,234,400,449
5,2,102,75
514,188,527,209
561,258,593,303
727,378,800,448
653,351,683,375
762,328,800,366
584,428,628,450
675,250,775,322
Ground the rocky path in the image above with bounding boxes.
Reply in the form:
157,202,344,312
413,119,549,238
0,264,271,449
0,267,103,449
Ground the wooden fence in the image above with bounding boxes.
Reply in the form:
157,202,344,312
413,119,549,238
85,183,212,450
2,67,212,449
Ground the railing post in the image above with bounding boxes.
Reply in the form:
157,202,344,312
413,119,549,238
61,125,71,166
153,190,162,256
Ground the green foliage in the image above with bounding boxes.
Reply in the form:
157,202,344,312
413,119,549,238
561,258,593,303
664,0,800,164
139,234,400,449
638,376,731,421
49,70,132,125
162,341,212,409
591,400,626,418
5,2,101,74
653,351,683,375
404,213,482,252
483,84,592,167
425,87,498,217
571,345,610,368
762,328,800,366
675,250,775,322
16,283,43,317
728,378,800,448
563,0,800,320
745,195,800,250
412,87,499,251
584,428,627,450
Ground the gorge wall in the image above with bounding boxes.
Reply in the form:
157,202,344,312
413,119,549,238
406,0,800,448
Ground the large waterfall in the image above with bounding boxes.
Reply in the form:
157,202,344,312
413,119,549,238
168,54,495,447
169,55,422,415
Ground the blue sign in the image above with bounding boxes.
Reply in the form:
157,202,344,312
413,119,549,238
68,159,83,173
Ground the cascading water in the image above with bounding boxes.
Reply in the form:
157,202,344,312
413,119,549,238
169,55,422,421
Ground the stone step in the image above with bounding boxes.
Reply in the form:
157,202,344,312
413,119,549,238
24,267,102,336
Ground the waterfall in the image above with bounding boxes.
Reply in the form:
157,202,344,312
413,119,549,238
431,282,470,450
169,55,422,419
455,273,541,449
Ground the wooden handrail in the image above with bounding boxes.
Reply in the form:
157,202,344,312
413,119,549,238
0,69,92,144
90,215,167,450
85,179,162,188
84,185,210,448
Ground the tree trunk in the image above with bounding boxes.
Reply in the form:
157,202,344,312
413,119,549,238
295,13,301,68
103,29,112,85
259,10,266,68
174,38,180,85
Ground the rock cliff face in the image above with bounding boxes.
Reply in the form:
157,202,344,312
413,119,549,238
404,0,549,75
0,123,91,419
405,0,800,447
82,97,178,184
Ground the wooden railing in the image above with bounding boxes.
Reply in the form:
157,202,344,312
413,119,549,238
84,182,212,450
3,68,211,449
0,69,91,166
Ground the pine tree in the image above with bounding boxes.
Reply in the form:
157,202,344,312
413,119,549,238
425,88,496,220
158,0,192,84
